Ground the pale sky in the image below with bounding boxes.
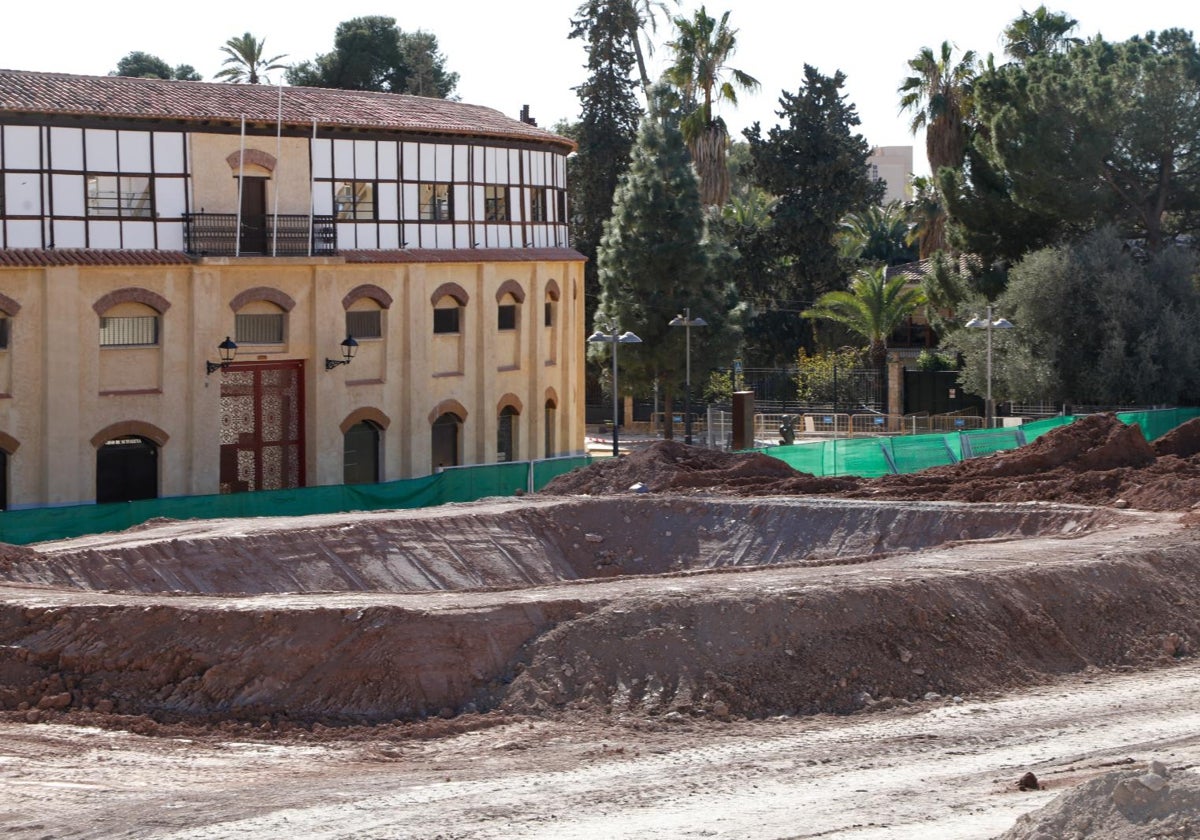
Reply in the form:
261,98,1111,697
4,1,1197,176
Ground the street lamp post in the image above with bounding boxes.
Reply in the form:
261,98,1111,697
966,305,1014,428
588,321,642,457
669,308,708,444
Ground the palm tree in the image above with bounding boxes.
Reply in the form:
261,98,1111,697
803,265,925,370
664,6,760,206
904,175,947,258
898,41,977,178
1003,6,1082,61
214,33,288,84
837,202,916,266
629,0,679,99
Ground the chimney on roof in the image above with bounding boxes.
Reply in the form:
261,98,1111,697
519,105,537,127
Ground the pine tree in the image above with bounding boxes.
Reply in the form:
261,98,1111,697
594,102,741,434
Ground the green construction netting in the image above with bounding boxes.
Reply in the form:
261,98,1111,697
960,428,1024,458
0,455,592,546
1117,408,1200,442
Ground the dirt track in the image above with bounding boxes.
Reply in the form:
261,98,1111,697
4,414,1200,837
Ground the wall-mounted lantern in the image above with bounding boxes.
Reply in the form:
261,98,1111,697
325,335,359,371
205,336,238,375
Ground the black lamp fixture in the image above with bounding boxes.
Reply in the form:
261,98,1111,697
205,336,238,375
325,335,359,370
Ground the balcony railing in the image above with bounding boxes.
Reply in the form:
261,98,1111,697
183,213,337,257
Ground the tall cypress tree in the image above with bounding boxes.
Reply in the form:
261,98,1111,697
594,102,741,432
568,1,643,294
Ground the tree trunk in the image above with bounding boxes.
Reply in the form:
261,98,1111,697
662,391,674,440
688,123,730,206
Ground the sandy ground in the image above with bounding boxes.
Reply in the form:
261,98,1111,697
5,415,1200,838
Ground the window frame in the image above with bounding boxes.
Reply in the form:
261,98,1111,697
419,183,453,221
235,312,286,345
484,185,508,222
498,303,517,331
334,180,377,221
99,314,159,348
433,305,461,335
529,189,547,223
0,316,9,350
86,173,153,219
345,309,383,340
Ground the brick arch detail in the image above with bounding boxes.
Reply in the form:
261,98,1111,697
544,279,560,301
494,279,526,304
229,286,296,312
0,293,21,316
92,287,171,316
430,282,469,306
342,284,394,310
428,399,469,425
544,386,559,408
225,148,277,173
339,407,392,435
497,393,524,414
90,420,170,449
0,432,20,454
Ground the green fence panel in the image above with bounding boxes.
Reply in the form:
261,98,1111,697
1117,407,1200,442
1019,415,1075,443
961,428,1023,458
767,442,829,476
533,455,592,490
437,461,531,504
887,434,959,474
828,438,895,478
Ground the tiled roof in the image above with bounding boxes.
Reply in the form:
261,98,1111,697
0,249,192,267
343,248,585,264
0,69,573,151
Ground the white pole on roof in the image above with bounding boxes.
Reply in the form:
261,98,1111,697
309,118,317,257
272,84,283,256
235,116,245,257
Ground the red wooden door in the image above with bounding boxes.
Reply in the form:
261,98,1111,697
218,360,305,493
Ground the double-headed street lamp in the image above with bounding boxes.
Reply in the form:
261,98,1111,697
588,321,642,457
668,308,707,444
965,305,1014,428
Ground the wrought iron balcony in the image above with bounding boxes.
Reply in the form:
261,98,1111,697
183,213,337,257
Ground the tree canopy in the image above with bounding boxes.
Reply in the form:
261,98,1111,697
113,52,200,81
287,16,458,98
214,33,287,84
803,265,925,370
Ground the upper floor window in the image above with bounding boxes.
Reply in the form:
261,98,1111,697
0,317,9,349
498,304,517,331
346,309,382,340
485,186,508,222
335,181,376,220
556,190,567,223
544,301,554,327
87,175,152,218
100,315,158,347
530,189,547,223
236,312,285,344
434,306,460,334
420,183,452,221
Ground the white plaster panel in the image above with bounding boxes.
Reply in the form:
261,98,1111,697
435,224,453,249
153,133,185,173
508,150,521,184
88,221,121,248
402,142,418,179
336,223,356,251
378,142,398,180
52,220,86,248
311,139,332,178
379,224,400,249
493,147,507,183
403,223,419,248
86,130,118,171
453,185,469,221
157,222,184,250
5,219,41,247
454,224,469,247
472,147,484,181
511,192,524,224
472,186,484,219
419,143,435,180
312,184,333,215
354,140,376,179
435,145,452,181
50,128,84,171
122,221,155,249
401,183,418,220
51,174,85,217
377,182,399,221
355,223,378,250
555,155,566,188
491,225,511,248
155,177,187,216
3,126,41,169
119,132,152,170
333,140,354,178
5,172,41,214
453,145,468,181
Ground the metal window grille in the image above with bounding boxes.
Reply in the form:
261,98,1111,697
497,304,517,331
433,306,460,334
235,313,285,344
346,309,382,340
99,315,158,347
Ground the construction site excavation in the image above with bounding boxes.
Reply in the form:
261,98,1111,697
6,413,1200,839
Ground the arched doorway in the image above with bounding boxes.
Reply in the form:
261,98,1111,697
544,400,557,457
497,405,519,462
431,412,461,470
96,436,158,503
343,420,382,484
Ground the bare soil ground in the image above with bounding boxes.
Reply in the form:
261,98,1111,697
3,413,1200,838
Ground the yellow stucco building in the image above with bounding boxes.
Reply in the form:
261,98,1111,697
0,70,586,508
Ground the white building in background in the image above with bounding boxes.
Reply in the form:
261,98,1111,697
867,146,914,205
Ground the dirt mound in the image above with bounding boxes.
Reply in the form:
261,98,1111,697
999,763,1200,839
548,415,1200,510
543,439,853,495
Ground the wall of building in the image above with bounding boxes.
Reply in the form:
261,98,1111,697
867,146,914,205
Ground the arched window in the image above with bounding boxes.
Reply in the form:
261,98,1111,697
343,420,382,484
96,436,158,503
432,412,462,469
498,405,519,462
544,399,557,457
229,287,295,347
